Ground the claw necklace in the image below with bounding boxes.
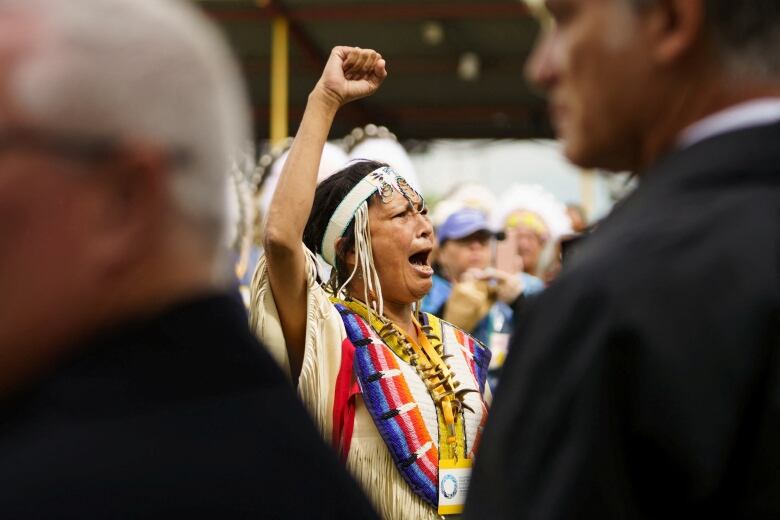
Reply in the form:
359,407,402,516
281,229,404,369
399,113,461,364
343,297,474,458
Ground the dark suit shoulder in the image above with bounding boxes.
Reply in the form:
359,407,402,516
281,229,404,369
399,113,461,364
0,294,378,519
563,175,779,311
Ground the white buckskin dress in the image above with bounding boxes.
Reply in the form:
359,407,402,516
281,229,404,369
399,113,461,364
250,246,491,520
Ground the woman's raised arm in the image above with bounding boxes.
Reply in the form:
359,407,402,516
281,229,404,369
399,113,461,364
263,46,386,383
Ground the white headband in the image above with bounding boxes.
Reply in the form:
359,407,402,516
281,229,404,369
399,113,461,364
321,166,418,267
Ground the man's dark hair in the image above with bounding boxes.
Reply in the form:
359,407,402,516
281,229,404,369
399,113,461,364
631,0,780,77
303,159,387,288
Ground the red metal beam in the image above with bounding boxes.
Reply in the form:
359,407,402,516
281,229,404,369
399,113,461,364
202,2,530,23
289,2,530,21
239,55,527,76
203,6,270,23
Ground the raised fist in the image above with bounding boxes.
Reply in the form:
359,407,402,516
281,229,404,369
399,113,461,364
314,46,387,107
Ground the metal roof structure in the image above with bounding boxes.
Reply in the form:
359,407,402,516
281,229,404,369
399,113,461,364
196,0,551,140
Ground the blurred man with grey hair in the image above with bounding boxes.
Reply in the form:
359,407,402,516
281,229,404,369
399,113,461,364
0,0,376,517
467,0,780,518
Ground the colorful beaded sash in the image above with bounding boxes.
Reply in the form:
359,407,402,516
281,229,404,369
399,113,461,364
332,300,490,507
451,326,490,396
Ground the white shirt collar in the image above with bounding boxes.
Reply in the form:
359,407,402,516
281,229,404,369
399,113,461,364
677,97,780,149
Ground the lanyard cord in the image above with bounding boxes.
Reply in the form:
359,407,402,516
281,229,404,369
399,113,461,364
339,297,475,459
402,319,458,452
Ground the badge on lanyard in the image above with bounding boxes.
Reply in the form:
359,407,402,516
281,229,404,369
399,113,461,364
488,332,510,370
438,457,473,515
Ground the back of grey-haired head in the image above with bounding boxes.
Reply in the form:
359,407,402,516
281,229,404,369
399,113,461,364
630,0,780,78
1,0,251,250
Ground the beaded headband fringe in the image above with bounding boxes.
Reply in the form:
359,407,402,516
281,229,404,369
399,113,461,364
321,166,423,316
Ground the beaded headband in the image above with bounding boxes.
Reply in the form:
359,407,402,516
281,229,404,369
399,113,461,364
321,165,420,267
321,165,423,317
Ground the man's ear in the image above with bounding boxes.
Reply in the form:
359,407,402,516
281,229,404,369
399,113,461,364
645,0,706,65
86,142,169,274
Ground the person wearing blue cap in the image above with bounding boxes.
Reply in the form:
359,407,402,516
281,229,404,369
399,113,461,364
422,207,529,389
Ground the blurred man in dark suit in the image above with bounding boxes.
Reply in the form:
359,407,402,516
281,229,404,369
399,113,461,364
0,0,376,517
466,0,780,518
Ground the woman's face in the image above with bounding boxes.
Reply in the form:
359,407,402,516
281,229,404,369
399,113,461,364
364,189,435,305
513,225,546,274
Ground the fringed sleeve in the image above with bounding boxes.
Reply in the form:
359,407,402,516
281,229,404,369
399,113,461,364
248,245,344,439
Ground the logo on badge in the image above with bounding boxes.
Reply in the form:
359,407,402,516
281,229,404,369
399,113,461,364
441,474,458,499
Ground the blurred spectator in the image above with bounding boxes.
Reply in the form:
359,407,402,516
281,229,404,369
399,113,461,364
243,141,350,294
493,184,572,285
422,208,523,389
466,0,780,518
257,141,349,221
0,0,377,517
505,210,551,276
346,123,423,194
430,182,499,228
224,145,257,304
565,202,588,233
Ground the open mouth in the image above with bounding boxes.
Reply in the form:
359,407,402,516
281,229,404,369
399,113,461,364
408,249,433,276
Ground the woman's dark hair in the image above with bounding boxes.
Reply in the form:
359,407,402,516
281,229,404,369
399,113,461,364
303,159,387,287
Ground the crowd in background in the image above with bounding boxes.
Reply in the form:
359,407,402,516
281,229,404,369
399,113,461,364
230,137,586,391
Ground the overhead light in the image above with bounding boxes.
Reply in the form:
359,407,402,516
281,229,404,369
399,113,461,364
521,0,545,12
421,21,444,46
522,0,552,25
457,52,480,81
